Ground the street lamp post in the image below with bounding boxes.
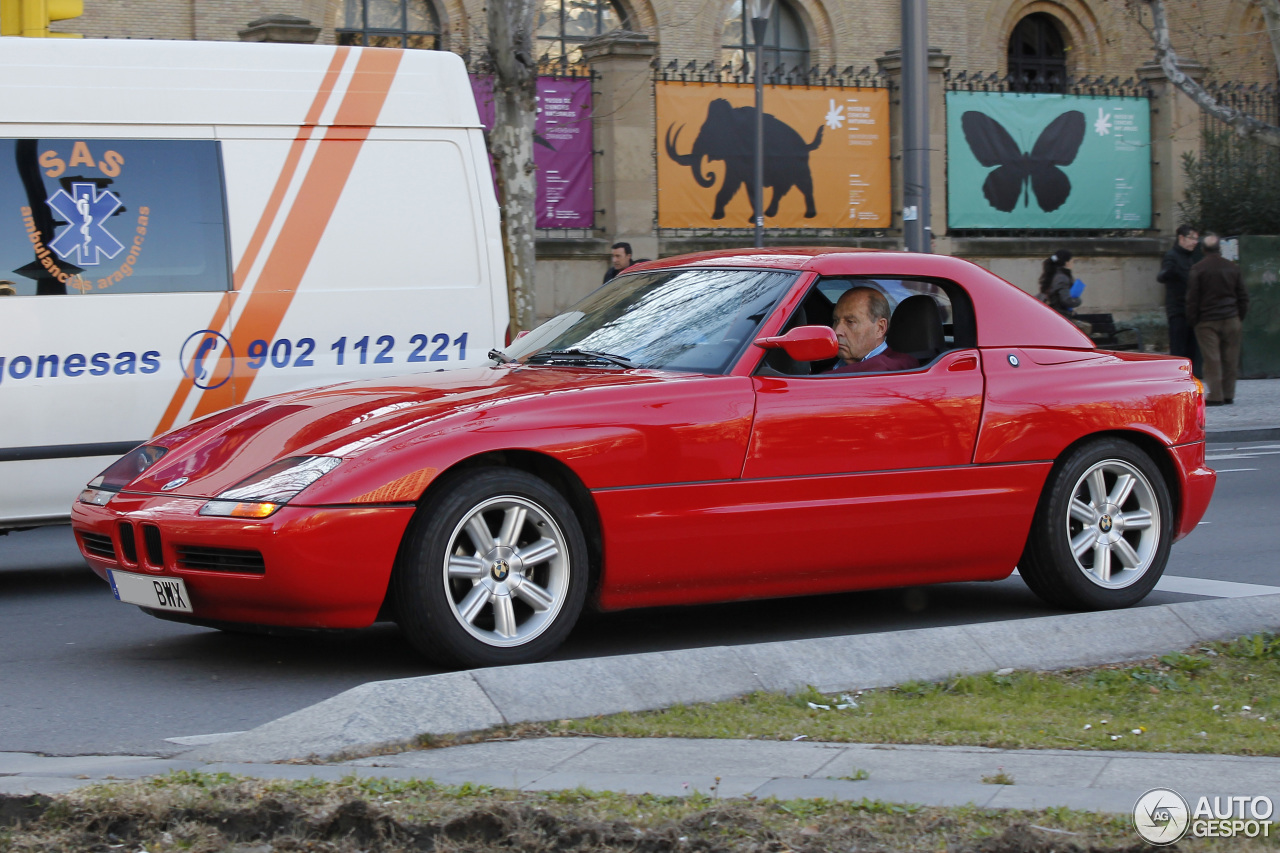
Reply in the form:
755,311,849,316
749,0,774,248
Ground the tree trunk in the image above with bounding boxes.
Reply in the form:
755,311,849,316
1145,0,1280,148
487,0,540,333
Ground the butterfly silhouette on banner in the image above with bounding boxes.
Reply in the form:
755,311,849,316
961,110,1085,213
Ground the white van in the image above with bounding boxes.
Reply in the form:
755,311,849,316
0,38,508,529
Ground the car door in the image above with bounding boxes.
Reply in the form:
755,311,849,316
724,276,1025,596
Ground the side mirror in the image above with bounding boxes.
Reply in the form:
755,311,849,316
753,325,839,362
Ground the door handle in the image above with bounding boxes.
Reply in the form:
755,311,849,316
948,355,978,372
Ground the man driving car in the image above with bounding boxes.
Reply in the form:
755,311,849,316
827,286,919,374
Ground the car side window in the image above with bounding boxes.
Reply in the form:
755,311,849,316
758,276,975,377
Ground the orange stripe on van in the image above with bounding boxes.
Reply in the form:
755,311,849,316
189,48,403,420
153,48,351,437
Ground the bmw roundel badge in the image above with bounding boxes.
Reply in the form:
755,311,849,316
1008,354,1020,367
161,477,189,491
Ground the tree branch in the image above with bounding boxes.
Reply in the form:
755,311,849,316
1146,0,1280,148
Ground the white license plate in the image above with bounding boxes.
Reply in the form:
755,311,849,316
107,569,192,613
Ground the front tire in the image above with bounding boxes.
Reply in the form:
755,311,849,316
1019,438,1173,610
395,467,589,668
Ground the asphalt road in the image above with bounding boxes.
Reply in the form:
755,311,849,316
2,440,1277,757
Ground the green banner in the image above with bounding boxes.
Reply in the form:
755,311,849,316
946,91,1151,229
1237,235,1280,378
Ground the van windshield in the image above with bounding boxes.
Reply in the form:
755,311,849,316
502,268,796,374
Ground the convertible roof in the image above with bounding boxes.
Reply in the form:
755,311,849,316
628,248,1094,350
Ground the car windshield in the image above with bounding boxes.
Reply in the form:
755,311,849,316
502,268,797,374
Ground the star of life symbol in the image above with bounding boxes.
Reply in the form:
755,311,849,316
46,182,125,266
1094,107,1113,136
1133,788,1191,845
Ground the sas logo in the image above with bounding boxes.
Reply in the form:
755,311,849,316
179,330,235,391
24,141,150,294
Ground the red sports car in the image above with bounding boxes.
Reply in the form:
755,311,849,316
71,249,1215,667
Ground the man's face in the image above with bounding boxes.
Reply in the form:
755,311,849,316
1178,231,1200,252
611,248,631,270
833,293,888,362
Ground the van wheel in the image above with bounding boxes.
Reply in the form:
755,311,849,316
1019,438,1173,610
394,467,588,668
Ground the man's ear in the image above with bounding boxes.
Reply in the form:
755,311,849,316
876,317,889,337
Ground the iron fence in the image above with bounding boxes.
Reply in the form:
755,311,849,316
655,59,891,90
944,71,1154,99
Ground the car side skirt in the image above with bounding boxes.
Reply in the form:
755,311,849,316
591,462,1051,610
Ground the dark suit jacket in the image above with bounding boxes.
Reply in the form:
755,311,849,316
829,348,919,374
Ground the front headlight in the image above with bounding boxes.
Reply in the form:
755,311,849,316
78,445,168,506
198,456,341,519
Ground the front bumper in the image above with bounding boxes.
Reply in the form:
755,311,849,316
71,492,416,629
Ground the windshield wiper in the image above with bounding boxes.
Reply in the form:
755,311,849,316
526,348,638,368
487,348,515,364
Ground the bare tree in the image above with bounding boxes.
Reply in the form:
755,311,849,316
1143,0,1280,147
487,0,540,332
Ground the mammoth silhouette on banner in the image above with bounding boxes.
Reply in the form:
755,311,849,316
655,82,891,229
665,98,823,222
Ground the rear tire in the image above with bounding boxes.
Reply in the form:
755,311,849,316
1019,438,1173,610
394,467,588,668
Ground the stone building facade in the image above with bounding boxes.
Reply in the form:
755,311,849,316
57,0,1278,328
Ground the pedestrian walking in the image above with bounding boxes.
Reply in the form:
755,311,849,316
1186,233,1249,406
1037,250,1091,336
1157,225,1202,375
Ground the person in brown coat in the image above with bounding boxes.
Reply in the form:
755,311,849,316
1186,234,1249,405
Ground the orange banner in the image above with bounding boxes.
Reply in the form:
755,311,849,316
657,82,891,229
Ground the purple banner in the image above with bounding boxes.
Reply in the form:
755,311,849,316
471,77,595,229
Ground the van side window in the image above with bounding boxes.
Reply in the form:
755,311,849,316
0,139,231,296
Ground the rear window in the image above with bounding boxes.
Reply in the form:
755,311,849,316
0,138,230,296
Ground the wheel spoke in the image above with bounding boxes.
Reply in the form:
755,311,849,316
1109,473,1137,508
1071,529,1096,559
497,505,527,548
492,594,517,638
515,578,555,612
1069,498,1096,525
1112,536,1142,569
456,584,491,625
1094,542,1112,582
448,554,487,580
465,514,496,553
1087,469,1108,508
1120,509,1152,531
517,537,559,567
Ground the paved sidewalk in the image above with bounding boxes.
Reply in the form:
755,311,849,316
4,738,1279,815
1204,377,1280,441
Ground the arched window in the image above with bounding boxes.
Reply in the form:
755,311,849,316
1007,12,1067,92
337,0,441,49
720,0,809,76
536,0,626,65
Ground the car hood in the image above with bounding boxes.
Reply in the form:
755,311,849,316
127,365,675,498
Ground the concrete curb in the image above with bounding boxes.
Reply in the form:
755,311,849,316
1205,426,1280,443
187,593,1280,764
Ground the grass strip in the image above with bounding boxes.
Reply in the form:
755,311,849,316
417,632,1280,757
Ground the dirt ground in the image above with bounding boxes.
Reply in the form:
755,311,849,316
0,780,1202,853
